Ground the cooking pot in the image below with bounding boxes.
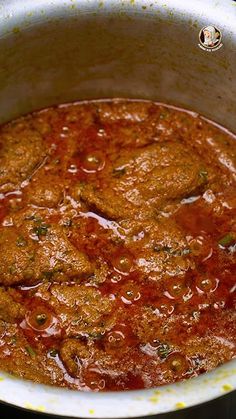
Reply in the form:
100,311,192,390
0,0,235,417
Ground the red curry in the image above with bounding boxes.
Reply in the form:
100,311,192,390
0,100,235,391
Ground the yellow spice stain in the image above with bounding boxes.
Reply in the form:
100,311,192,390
25,403,45,412
130,0,135,4
176,402,186,409
203,368,236,385
89,409,95,415
0,377,4,382
153,390,160,395
148,396,159,403
222,384,233,392
12,26,20,34
98,1,104,7
148,390,160,403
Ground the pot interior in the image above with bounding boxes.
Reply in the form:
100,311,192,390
0,0,235,132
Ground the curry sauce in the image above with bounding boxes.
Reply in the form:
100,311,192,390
0,100,235,391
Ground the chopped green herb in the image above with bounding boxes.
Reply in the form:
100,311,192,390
63,219,72,227
153,245,161,252
25,345,36,358
25,215,42,222
29,252,35,262
49,349,58,358
9,264,16,275
112,167,126,177
11,336,17,345
158,343,171,359
199,170,208,180
159,111,169,120
88,332,103,340
16,235,27,247
218,233,235,248
153,245,190,256
33,224,50,238
162,246,173,253
43,271,54,280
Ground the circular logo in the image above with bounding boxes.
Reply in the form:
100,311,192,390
198,25,223,51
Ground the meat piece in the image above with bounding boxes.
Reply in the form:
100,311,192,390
49,284,115,337
80,142,208,220
96,100,152,123
79,183,130,220
0,121,46,192
25,173,64,208
183,309,236,371
187,122,236,183
60,338,93,377
120,217,194,280
121,216,189,251
133,306,172,344
0,322,65,386
0,287,26,322
0,227,36,286
35,226,93,281
185,335,235,372
0,215,93,286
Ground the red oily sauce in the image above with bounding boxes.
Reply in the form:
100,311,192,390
0,100,235,391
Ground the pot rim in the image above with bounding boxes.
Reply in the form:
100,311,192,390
0,359,235,418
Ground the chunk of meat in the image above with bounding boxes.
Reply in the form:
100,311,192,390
96,100,152,123
49,284,115,337
60,338,94,377
0,227,36,286
59,337,135,387
0,219,93,286
0,322,65,385
80,142,208,219
120,217,194,280
25,173,64,208
36,226,93,281
185,335,235,372
184,309,236,371
187,124,236,183
0,121,46,192
0,287,26,322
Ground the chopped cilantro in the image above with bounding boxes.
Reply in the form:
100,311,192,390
158,343,171,359
112,167,126,177
25,345,36,358
199,170,208,180
16,235,27,247
49,349,58,358
218,233,235,248
33,224,50,238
